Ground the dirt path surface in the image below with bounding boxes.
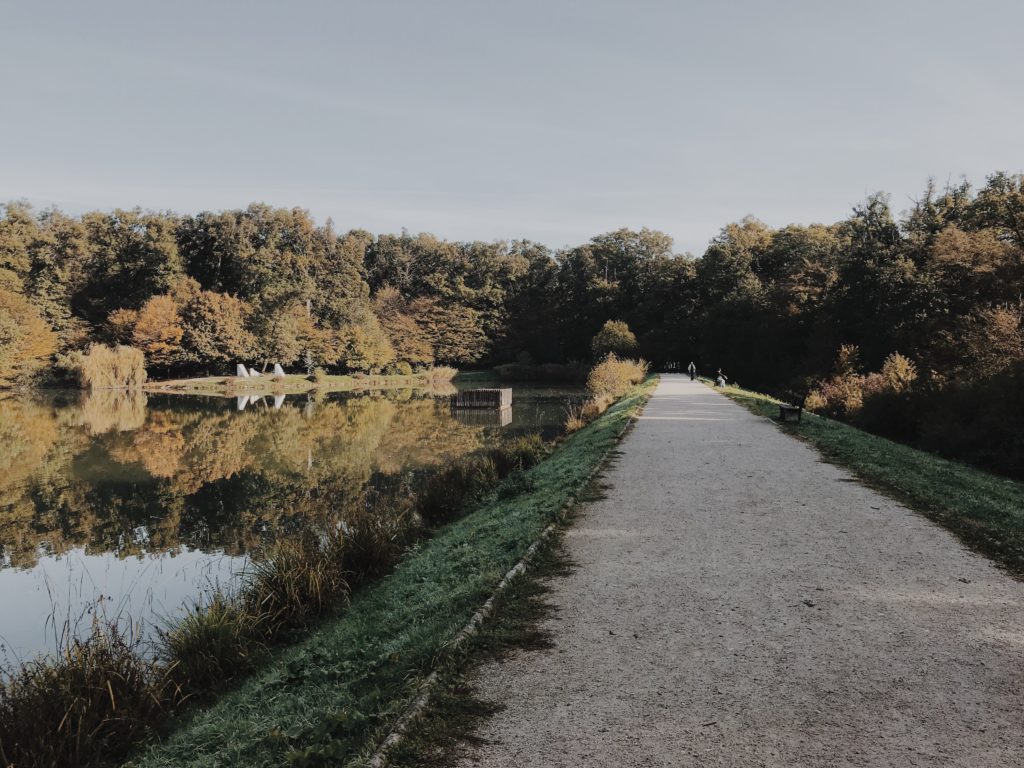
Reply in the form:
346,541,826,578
455,375,1024,767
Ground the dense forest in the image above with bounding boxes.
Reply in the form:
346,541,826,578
1,172,1022,476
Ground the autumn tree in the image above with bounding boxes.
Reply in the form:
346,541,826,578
373,285,434,367
0,287,58,387
408,297,488,365
173,280,258,367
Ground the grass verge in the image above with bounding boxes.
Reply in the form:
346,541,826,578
720,383,1024,578
382,476,612,768
124,378,656,768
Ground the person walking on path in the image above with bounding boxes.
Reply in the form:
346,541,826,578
687,361,696,380
715,368,727,387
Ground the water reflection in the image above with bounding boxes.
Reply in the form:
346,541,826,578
0,385,577,662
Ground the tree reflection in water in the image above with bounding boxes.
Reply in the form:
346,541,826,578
0,385,577,661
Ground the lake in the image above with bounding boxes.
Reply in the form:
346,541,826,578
0,384,581,664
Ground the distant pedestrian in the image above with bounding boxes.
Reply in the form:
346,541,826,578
687,361,696,381
715,369,727,387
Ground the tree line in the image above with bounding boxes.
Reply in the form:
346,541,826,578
1,172,1022,474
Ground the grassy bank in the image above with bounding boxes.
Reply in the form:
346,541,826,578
122,377,655,767
720,383,1024,578
0,434,547,768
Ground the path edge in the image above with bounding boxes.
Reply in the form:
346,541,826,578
361,381,654,768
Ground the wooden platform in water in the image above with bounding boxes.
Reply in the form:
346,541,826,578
451,388,512,409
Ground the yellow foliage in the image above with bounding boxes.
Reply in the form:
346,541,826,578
71,344,148,389
132,295,184,366
586,354,648,399
0,287,58,387
881,352,918,393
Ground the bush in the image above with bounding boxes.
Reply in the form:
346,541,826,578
343,493,419,585
418,455,499,526
0,624,166,768
591,320,638,360
487,433,546,474
881,352,918,392
65,344,147,390
563,395,614,433
587,354,648,399
159,594,262,703
311,366,329,387
418,435,545,526
563,403,587,433
241,530,350,637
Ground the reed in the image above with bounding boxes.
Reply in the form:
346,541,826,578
69,344,148,390
0,623,166,768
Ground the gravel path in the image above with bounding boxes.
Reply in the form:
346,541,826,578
455,375,1024,767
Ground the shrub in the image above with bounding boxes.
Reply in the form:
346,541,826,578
418,455,499,526
564,395,614,433
487,433,546,474
343,493,419,585
563,404,587,433
417,437,543,527
159,594,262,702
591,320,638,360
422,366,457,385
311,366,329,387
881,351,918,393
394,360,413,376
241,530,350,637
587,354,648,399
0,624,166,768
66,344,147,390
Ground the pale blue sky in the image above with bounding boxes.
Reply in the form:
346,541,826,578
1,0,1021,254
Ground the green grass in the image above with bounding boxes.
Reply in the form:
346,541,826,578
125,378,656,768
384,476,613,768
721,383,1024,578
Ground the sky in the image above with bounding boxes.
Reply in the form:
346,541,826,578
1,0,1022,255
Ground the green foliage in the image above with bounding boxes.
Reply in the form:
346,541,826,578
590,319,638,359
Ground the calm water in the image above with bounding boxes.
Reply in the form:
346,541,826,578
0,385,580,663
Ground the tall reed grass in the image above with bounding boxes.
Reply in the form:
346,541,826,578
0,624,166,768
418,434,546,525
66,344,148,390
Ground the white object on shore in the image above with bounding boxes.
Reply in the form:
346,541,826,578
236,364,250,378
248,367,261,378
273,363,285,377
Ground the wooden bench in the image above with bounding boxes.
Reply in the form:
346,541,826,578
778,392,807,423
